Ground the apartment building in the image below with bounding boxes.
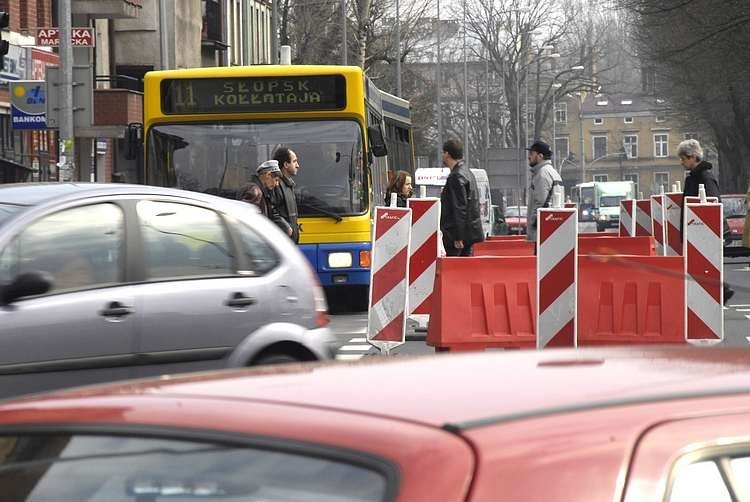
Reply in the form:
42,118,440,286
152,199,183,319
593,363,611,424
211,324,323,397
554,93,694,197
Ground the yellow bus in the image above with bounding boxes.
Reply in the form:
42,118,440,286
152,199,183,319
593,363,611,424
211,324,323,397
140,64,412,300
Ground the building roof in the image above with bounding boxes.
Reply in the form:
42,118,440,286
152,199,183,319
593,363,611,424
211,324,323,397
581,94,667,117
10,346,750,431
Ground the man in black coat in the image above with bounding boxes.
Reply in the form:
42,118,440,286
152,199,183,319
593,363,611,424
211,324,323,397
677,138,734,303
439,138,484,256
272,146,300,243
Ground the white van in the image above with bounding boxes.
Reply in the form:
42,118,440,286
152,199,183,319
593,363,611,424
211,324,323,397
414,167,493,238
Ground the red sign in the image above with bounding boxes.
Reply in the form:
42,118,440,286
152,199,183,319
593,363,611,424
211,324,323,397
31,49,59,80
36,28,95,47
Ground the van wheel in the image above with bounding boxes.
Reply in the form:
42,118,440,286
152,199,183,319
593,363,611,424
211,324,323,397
254,353,302,365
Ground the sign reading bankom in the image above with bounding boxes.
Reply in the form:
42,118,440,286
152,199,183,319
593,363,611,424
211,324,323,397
10,81,47,130
161,75,347,114
36,28,95,47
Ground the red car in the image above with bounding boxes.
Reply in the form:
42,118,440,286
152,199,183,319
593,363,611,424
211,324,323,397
504,205,527,234
723,194,748,256
2,347,750,500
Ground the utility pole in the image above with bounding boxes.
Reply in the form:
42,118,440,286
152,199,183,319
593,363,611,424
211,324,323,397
579,93,586,183
435,1,443,164
272,0,279,63
462,0,468,168
341,0,347,65
395,0,401,96
159,0,169,69
59,0,75,181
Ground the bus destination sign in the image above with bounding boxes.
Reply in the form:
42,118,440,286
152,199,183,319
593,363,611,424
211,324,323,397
162,75,347,114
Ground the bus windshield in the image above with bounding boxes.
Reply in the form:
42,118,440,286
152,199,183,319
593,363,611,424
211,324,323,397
146,120,367,216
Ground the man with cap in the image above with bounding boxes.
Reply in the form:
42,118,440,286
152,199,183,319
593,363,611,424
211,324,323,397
239,160,293,236
526,140,562,243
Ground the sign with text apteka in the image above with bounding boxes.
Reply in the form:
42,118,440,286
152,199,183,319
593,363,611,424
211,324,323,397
36,27,95,47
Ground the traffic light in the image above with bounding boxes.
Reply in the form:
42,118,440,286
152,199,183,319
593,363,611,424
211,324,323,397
0,11,9,61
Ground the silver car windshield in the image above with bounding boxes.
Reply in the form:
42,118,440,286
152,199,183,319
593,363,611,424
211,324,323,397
147,120,366,217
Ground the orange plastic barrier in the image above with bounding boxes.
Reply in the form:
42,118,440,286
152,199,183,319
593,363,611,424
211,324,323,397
487,235,527,241
426,256,536,351
578,236,654,256
577,255,685,345
473,239,535,256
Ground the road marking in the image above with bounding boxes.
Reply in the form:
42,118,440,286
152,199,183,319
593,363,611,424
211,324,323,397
731,304,750,307
732,267,750,272
338,345,372,352
352,327,368,334
336,354,366,361
736,309,750,312
348,337,367,343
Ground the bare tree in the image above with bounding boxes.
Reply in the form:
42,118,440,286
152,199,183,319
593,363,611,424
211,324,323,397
618,0,750,192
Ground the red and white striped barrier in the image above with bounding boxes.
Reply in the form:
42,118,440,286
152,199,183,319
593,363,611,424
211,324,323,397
651,194,666,255
536,208,578,348
367,206,412,353
635,199,652,237
684,201,723,343
665,193,683,256
685,196,718,204
619,199,635,237
564,202,577,209
407,198,440,315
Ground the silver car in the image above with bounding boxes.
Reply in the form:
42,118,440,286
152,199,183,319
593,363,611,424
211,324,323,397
0,183,335,398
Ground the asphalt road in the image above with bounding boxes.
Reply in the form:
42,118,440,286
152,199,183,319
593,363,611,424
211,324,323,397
329,255,750,358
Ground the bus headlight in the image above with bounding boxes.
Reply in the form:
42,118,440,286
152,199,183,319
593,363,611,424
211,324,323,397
328,252,353,268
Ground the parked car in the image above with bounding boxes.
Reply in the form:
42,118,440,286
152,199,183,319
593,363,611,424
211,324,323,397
504,205,527,235
2,346,750,500
722,194,748,256
0,183,334,399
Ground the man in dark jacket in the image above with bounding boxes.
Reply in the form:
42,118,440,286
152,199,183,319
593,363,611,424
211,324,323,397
272,146,300,243
677,138,734,303
439,138,484,256
239,160,293,236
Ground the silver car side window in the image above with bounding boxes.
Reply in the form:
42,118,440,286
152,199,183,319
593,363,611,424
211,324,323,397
137,200,234,280
234,222,279,275
0,203,123,293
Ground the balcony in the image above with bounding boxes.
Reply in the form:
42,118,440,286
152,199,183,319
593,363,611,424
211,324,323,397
75,88,142,138
73,0,142,19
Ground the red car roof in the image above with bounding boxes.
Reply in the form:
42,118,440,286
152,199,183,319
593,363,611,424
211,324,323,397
7,346,750,430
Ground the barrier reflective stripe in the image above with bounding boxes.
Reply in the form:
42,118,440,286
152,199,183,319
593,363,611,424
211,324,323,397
635,199,652,237
665,193,683,256
407,198,440,315
537,208,577,348
619,199,635,237
651,194,666,256
684,202,723,343
367,206,411,352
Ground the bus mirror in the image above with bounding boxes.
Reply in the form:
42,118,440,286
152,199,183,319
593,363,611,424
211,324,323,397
124,123,143,160
367,125,388,157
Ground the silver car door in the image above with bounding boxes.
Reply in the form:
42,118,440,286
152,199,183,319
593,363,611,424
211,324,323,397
0,202,135,398
132,200,277,377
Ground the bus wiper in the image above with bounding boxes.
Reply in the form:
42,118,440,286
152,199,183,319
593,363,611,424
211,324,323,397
300,202,343,222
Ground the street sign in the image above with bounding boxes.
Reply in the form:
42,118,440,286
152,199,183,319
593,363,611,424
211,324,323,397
10,81,47,130
45,65,93,130
36,27,95,47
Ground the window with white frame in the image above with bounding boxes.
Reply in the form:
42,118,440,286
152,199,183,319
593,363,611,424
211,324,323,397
623,173,639,196
594,118,604,125
555,137,570,163
654,134,669,157
654,172,669,192
593,135,607,160
593,174,608,182
555,102,567,123
623,135,638,159
655,115,666,122
624,116,634,124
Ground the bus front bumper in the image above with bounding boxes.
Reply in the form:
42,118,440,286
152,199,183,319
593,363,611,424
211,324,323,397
299,242,372,287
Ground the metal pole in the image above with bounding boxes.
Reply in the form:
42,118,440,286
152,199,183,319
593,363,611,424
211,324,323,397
579,94,585,183
59,0,75,181
552,90,556,169
341,0,347,65
272,0,279,63
485,51,489,168
516,73,521,204
159,0,169,69
462,0,468,167
436,1,443,164
524,64,529,146
395,0,401,96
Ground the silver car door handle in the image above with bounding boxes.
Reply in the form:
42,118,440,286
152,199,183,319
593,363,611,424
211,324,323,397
100,301,134,317
225,293,257,308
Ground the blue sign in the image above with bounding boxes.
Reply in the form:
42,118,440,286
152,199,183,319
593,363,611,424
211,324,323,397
10,81,47,130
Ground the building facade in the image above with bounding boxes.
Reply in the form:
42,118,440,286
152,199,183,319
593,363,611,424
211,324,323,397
554,94,692,197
